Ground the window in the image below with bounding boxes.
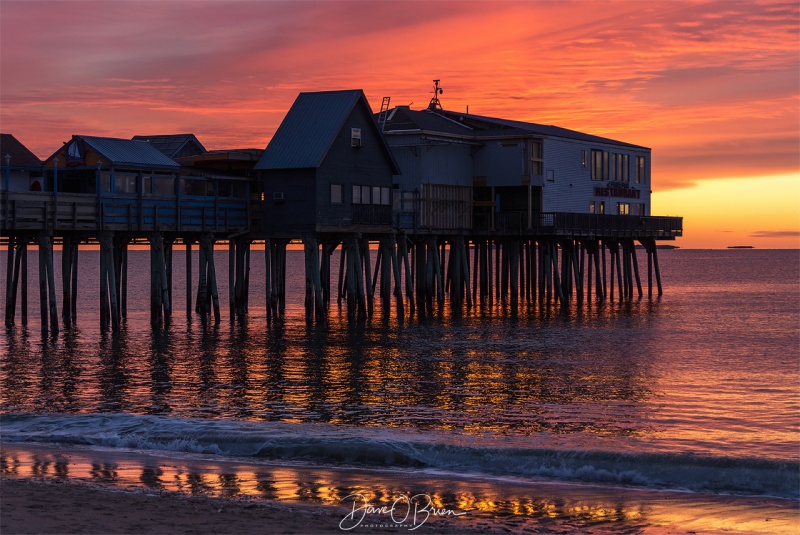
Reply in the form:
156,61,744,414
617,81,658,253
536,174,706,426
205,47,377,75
590,201,605,214
636,156,646,183
617,202,630,215
154,178,175,196
351,184,391,205
527,140,543,176
116,174,137,193
612,153,627,182
100,172,111,193
351,128,362,148
142,175,152,194
631,203,646,216
591,149,607,180
330,183,343,204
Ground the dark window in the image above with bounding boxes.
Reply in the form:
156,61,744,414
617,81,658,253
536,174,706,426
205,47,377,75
331,183,343,204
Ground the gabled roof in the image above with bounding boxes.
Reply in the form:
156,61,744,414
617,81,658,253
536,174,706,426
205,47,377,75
0,133,42,168
131,134,206,158
255,89,398,172
46,136,180,169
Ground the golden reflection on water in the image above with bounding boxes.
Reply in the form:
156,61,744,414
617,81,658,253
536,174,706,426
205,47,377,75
2,446,798,534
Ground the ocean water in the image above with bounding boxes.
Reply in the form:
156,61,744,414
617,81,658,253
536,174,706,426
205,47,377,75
1,248,798,530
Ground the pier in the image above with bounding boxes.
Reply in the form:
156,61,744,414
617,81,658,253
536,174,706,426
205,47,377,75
1,191,680,332
2,88,683,332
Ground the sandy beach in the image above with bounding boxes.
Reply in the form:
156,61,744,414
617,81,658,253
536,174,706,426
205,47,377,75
2,443,798,535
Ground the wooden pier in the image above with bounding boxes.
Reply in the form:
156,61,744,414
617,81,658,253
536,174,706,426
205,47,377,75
2,188,681,332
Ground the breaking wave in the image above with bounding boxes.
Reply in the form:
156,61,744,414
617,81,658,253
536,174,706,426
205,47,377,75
2,412,797,499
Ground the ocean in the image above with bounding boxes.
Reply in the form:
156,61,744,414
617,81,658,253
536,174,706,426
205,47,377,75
1,248,798,533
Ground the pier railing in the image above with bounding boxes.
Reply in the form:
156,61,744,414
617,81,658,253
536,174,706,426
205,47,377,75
1,191,249,234
2,191,681,240
476,211,682,239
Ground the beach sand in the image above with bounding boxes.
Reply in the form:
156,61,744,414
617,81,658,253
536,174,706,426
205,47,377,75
2,443,797,534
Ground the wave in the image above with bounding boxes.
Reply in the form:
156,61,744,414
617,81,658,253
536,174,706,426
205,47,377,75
2,412,797,499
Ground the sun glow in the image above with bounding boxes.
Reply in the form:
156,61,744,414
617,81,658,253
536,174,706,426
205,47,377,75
654,173,800,249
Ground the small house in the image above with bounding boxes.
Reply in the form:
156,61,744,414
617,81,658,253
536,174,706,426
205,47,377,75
42,135,180,195
254,90,399,235
132,134,207,159
1,133,43,192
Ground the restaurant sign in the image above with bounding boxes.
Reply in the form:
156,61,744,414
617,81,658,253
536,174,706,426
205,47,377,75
594,183,641,199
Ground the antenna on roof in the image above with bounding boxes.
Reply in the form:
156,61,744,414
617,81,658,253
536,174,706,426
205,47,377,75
428,79,443,110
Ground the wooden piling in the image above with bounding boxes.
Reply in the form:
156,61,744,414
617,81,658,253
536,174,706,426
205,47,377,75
5,235,14,327
61,236,72,324
229,240,236,317
264,238,273,319
399,236,415,316
185,239,193,318
38,236,49,332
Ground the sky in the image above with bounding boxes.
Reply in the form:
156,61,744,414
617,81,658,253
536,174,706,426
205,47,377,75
1,0,798,248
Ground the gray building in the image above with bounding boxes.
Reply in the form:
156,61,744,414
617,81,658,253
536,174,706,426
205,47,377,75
254,90,398,235
379,101,651,232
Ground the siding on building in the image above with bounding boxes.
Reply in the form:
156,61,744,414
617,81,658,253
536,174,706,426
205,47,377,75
256,90,397,233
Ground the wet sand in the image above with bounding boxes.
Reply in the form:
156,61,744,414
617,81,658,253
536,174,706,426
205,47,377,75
2,443,797,534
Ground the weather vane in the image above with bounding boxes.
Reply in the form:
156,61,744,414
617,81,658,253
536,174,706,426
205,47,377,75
428,79,443,110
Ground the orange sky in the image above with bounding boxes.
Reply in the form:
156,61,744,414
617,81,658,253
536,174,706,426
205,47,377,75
1,0,798,248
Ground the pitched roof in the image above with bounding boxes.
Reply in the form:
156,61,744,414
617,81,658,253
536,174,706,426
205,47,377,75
49,136,180,169
439,111,647,149
380,106,647,149
0,133,42,167
131,134,207,158
381,107,476,138
255,89,398,171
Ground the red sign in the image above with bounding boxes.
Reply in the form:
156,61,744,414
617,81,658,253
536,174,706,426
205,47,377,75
594,186,640,199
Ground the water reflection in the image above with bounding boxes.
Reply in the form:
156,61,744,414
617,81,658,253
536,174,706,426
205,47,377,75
97,328,131,412
2,446,796,534
1,300,659,439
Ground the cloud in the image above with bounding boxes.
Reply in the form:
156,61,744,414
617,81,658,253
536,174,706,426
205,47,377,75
750,230,800,239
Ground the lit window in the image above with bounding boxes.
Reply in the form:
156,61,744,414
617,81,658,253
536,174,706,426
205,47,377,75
617,202,630,215
590,201,605,214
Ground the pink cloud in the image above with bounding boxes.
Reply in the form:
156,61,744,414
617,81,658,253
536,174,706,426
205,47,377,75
1,0,796,191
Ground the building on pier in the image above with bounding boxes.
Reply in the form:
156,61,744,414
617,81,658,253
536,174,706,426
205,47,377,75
2,85,684,332
132,134,207,159
1,134,44,192
254,89,399,235
378,85,652,233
